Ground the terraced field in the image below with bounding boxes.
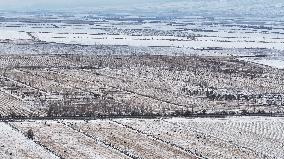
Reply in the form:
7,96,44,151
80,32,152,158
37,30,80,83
0,117,282,159
0,49,283,159
0,54,283,118
1,6,284,159
0,122,59,159
62,120,193,159
10,121,129,159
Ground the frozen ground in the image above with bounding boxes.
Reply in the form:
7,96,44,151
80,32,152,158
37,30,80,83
0,122,59,159
1,10,284,68
116,117,284,159
0,54,283,117
1,17,284,50
0,117,283,159
242,57,284,69
0,2,284,158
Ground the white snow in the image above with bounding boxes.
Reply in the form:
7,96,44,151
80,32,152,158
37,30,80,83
0,123,59,159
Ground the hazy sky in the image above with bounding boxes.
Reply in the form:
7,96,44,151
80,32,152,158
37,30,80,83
0,0,283,15
0,0,157,9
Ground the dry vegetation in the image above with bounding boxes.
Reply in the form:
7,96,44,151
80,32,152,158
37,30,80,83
0,54,283,118
0,54,283,159
3,117,283,159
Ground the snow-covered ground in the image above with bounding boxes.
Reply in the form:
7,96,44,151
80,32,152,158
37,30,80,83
254,59,284,69
0,6,283,159
241,58,284,69
116,117,284,159
1,11,284,50
0,54,283,117
0,122,59,159
1,20,284,50
1,11,284,68
10,121,129,159
63,120,194,159
2,117,283,159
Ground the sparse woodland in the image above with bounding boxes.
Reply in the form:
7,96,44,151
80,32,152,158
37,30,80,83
0,54,283,118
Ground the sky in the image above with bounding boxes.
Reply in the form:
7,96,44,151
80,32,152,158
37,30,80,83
0,0,156,10
0,0,283,17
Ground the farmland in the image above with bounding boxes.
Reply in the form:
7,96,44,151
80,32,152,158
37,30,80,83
0,117,283,159
0,53,283,158
0,54,283,118
1,7,284,158
0,49,283,158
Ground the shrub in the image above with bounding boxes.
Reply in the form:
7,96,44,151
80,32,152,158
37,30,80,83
27,129,34,140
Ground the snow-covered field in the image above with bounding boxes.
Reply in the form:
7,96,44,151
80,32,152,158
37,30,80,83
9,121,129,159
63,120,193,159
1,17,284,50
0,8,284,158
1,11,284,68
1,9,284,68
241,57,284,69
0,55,283,117
116,117,284,159
0,117,282,159
0,90,33,117
0,122,59,159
